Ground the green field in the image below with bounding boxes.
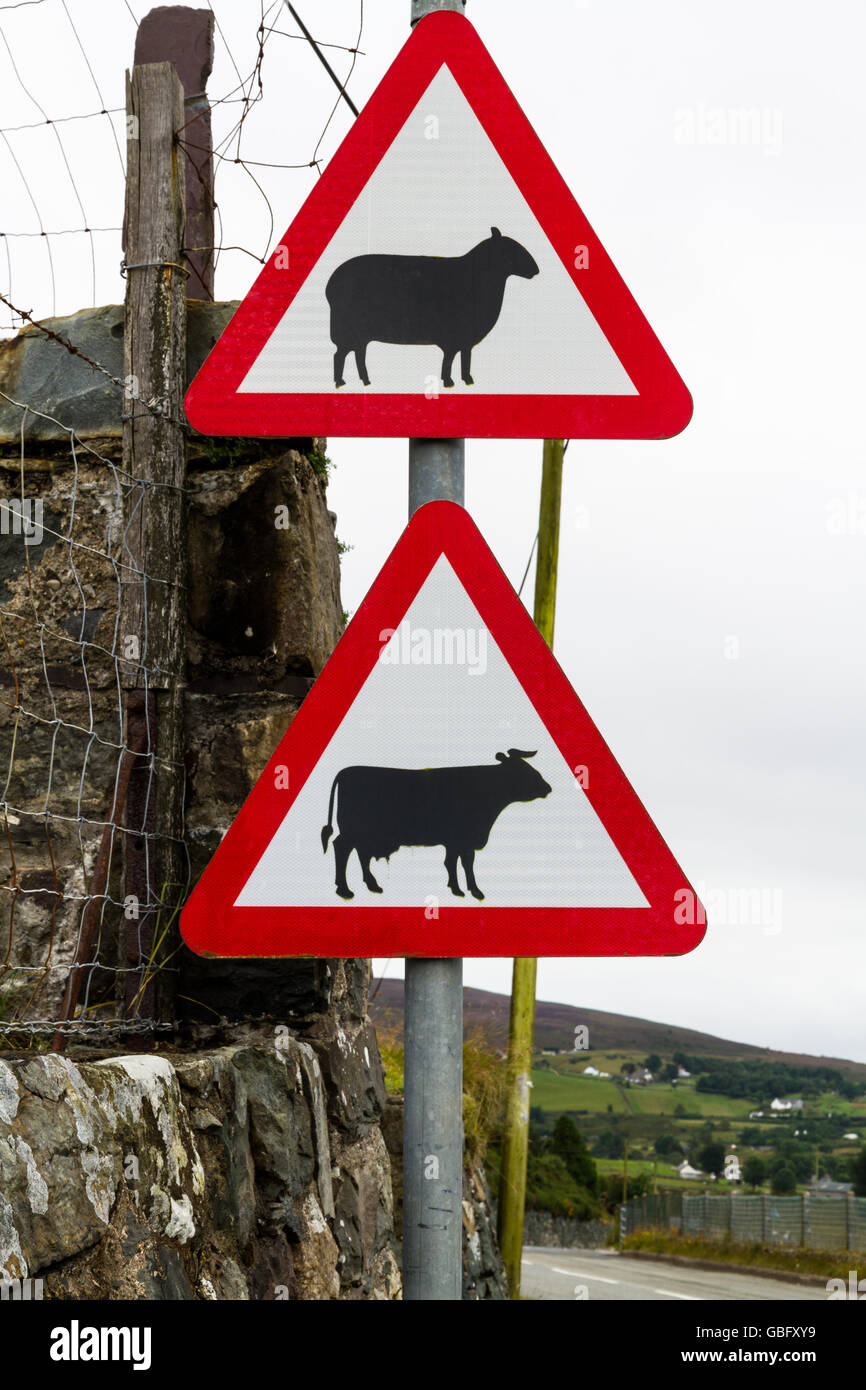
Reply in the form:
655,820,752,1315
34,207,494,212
530,1068,629,1114
531,1066,754,1119
626,1085,749,1118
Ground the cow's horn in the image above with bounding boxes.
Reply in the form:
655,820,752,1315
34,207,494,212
495,751,508,762
507,748,537,760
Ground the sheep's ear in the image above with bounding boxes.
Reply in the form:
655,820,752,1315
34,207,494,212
495,751,507,763
490,226,501,238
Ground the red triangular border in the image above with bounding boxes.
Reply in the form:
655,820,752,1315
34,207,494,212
185,11,692,441
181,502,705,958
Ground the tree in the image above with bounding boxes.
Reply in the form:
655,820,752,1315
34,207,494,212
593,1129,625,1160
697,1142,726,1177
770,1142,814,1183
644,1054,662,1073
661,1062,678,1083
620,1061,636,1077
851,1148,866,1198
654,1134,680,1158
771,1165,797,1195
549,1115,598,1194
598,1172,651,1214
742,1156,766,1190
525,1152,600,1220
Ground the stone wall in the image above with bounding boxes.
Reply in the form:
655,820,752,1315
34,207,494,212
522,1209,613,1249
0,1019,400,1298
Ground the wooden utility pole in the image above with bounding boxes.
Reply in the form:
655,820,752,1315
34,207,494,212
119,55,188,1032
497,438,564,1298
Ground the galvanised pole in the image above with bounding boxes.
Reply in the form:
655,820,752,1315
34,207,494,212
403,0,467,1303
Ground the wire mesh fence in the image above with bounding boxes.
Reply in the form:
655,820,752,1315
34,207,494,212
621,1191,866,1256
0,390,188,1041
0,0,365,1047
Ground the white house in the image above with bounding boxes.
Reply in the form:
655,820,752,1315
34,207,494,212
748,1110,764,1120
630,1068,653,1085
677,1161,704,1180
770,1097,804,1112
843,1132,860,1142
677,1065,691,1078
583,1066,600,1076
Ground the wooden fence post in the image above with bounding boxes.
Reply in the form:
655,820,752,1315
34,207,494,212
133,6,215,299
120,59,187,1033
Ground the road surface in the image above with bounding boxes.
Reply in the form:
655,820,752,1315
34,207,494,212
521,1247,828,1301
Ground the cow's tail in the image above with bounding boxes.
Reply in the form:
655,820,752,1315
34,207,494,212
321,773,340,853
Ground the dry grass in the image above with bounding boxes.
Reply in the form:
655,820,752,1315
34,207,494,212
374,1015,505,1162
623,1230,853,1279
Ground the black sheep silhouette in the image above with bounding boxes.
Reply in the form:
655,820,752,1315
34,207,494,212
320,749,551,901
325,228,539,389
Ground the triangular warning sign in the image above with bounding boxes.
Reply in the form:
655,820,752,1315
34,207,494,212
185,11,692,440
181,502,705,958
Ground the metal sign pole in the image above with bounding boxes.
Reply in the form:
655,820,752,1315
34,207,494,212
403,0,468,1303
404,439,465,1302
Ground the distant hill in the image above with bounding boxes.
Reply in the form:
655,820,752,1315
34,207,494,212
370,979,866,1081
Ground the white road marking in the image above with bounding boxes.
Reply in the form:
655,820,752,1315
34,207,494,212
653,1288,702,1300
551,1266,619,1285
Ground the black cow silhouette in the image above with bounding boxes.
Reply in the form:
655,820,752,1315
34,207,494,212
325,228,539,389
320,749,551,902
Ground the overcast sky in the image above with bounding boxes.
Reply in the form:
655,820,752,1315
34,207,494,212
2,1,864,1061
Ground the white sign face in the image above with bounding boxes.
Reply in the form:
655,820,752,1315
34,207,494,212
237,556,647,910
240,66,637,400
